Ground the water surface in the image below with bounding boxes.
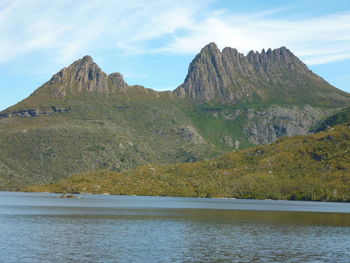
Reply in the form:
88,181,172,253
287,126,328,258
1,192,349,262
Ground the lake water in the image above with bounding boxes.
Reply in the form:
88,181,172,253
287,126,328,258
0,192,350,263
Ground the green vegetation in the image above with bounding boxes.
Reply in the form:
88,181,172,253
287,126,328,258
0,93,221,190
25,124,350,202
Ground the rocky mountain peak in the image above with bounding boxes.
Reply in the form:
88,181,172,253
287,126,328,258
81,55,94,63
43,55,108,95
174,43,337,104
33,56,128,97
201,42,221,54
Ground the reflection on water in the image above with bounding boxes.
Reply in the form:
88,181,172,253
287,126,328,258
0,192,349,263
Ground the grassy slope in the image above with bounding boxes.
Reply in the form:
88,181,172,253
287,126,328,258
0,91,226,190
25,123,350,202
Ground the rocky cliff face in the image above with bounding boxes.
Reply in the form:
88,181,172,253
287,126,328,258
242,105,335,144
175,43,349,105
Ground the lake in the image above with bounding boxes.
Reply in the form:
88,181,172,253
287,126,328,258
0,192,350,263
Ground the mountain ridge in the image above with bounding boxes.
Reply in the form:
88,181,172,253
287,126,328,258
1,42,348,112
1,42,349,190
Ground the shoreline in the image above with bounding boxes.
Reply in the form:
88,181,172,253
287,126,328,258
5,190,350,203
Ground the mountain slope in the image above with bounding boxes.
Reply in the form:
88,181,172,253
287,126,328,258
1,43,350,190
25,123,350,202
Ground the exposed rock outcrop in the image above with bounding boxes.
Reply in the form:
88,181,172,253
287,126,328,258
242,105,334,144
222,136,234,147
177,126,205,144
108,72,128,93
0,106,71,119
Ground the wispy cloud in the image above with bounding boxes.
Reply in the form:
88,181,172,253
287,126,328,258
154,10,350,65
0,0,349,65
0,0,203,63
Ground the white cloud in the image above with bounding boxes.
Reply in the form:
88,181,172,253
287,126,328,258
0,0,204,63
156,11,350,65
0,0,349,66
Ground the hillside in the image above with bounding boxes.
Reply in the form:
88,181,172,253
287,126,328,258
1,43,350,190
25,123,350,201
313,106,350,132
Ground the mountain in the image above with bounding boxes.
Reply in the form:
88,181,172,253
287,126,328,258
175,43,349,106
24,123,350,202
1,43,349,190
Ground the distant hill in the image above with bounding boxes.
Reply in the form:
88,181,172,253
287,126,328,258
25,123,350,202
1,43,350,190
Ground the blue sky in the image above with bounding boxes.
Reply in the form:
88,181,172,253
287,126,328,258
0,0,349,111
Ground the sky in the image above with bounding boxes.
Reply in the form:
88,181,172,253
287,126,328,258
0,0,350,111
